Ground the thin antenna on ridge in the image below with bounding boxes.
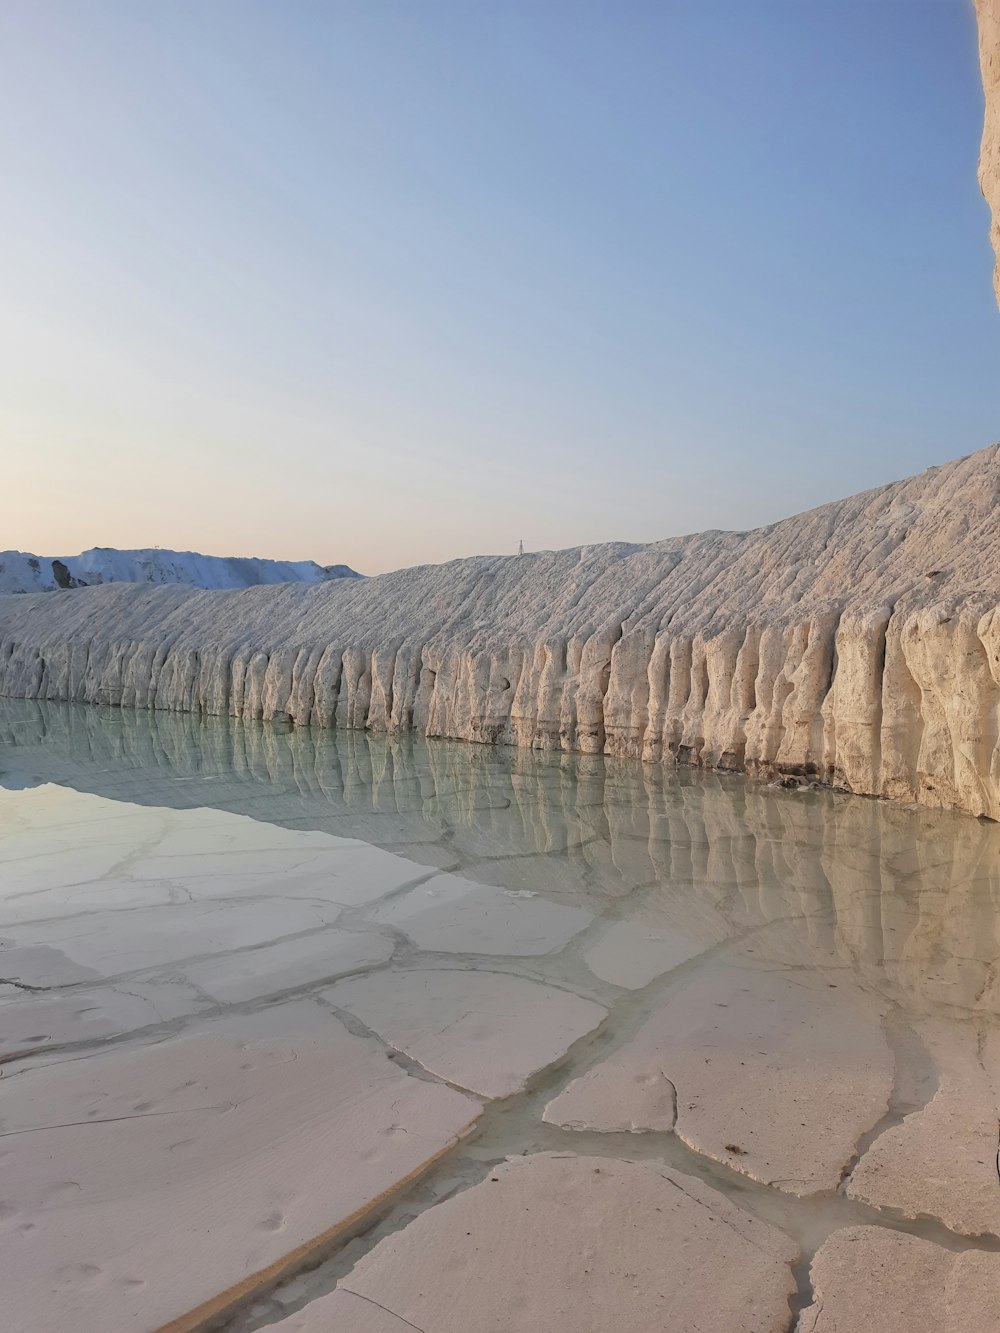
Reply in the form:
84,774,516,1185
518,539,524,556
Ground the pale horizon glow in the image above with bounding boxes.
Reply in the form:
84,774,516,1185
2,0,999,576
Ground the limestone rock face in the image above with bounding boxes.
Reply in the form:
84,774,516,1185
8,446,1000,818
978,0,1000,305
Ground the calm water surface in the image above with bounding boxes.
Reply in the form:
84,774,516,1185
1,699,998,1329
2,698,997,1022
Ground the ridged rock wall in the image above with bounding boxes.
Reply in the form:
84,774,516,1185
5,447,1000,819
979,0,1000,304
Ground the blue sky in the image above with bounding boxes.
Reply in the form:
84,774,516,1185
2,0,997,574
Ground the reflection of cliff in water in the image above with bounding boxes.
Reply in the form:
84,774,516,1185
2,697,999,1022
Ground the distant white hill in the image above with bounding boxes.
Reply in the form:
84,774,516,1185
0,547,362,594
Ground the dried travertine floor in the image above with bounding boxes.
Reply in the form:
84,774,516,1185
2,704,1000,1332
264,1154,798,1333
545,964,894,1193
0,1004,479,1333
800,1226,1000,1332
325,969,606,1098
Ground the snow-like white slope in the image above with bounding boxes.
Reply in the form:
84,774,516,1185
4,446,1000,821
0,547,361,594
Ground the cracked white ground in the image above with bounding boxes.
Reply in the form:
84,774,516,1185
1,699,999,1332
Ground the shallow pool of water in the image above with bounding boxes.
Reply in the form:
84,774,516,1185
2,699,998,1332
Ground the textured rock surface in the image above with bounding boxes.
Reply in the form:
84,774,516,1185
799,1225,1000,1332
263,1154,797,1333
545,965,893,1194
544,1046,678,1134
0,546,360,594
325,968,606,1098
979,0,1000,305
0,1002,480,1333
847,1021,1000,1238
8,447,1000,817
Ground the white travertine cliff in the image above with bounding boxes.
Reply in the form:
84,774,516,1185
5,445,1000,819
979,0,1000,304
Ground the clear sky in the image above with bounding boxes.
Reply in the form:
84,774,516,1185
2,0,998,576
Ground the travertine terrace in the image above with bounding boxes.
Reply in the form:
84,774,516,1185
6,446,1000,818
4,707,1000,1331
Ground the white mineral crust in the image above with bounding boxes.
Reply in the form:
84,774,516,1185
9,447,1000,819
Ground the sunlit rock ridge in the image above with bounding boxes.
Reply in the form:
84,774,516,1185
978,0,1000,304
0,546,361,594
5,446,1000,818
